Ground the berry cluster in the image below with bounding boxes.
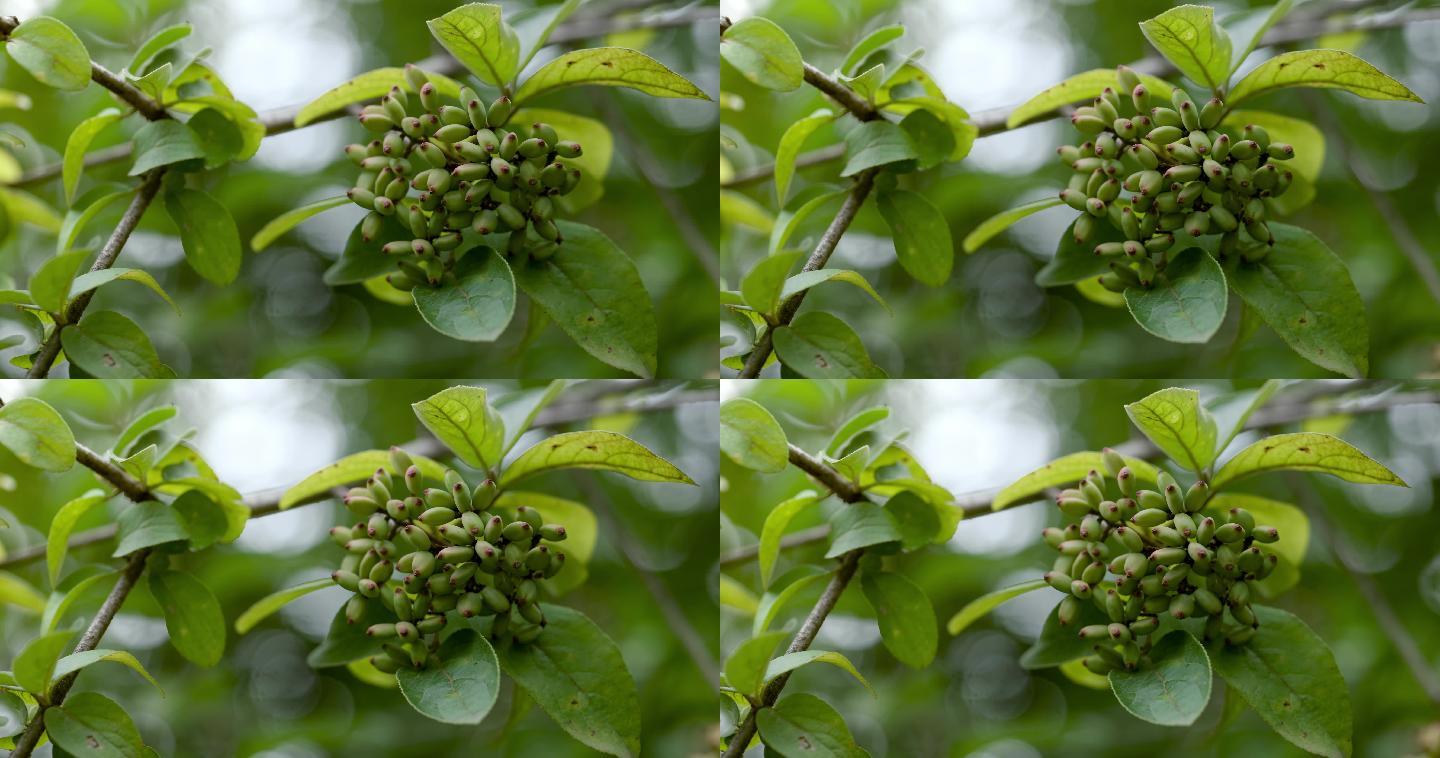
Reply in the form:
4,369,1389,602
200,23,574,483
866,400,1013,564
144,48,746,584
329,447,569,672
1041,449,1280,675
1056,66,1298,292
344,64,584,291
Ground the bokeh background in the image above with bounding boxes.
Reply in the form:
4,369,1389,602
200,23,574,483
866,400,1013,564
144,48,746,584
720,0,1440,378
0,378,719,756
0,0,719,379
720,379,1440,756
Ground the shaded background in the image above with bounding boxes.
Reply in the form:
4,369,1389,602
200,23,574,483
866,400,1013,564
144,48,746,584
720,0,1440,378
0,0,719,379
720,379,1440,756
0,378,719,756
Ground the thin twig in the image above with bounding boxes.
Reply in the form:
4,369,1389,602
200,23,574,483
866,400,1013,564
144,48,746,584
0,15,166,120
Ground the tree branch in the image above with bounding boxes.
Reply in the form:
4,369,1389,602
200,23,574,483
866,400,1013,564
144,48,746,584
0,15,167,121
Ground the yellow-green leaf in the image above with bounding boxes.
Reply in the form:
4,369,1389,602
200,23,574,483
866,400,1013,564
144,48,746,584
946,579,1046,635
279,449,449,509
46,489,108,587
501,430,694,486
1007,69,1175,129
963,197,1063,253
293,67,463,127
515,47,709,104
62,109,123,205
1211,432,1407,490
1228,49,1424,107
5,17,91,91
234,578,332,634
427,3,520,88
993,452,1158,511
1139,4,1233,91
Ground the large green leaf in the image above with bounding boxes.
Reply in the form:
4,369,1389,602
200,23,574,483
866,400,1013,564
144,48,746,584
112,501,187,556
780,269,888,313
772,311,886,379
840,121,917,177
130,120,205,175
293,67,463,126
758,491,821,589
498,605,641,758
396,629,500,725
234,578,332,634
1211,432,1406,489
861,571,937,668
1006,69,1175,129
279,449,449,509
60,309,175,378
720,397,789,473
1228,48,1423,107
250,195,348,252
824,502,900,558
1227,223,1368,378
741,251,802,317
721,16,803,92
501,430,693,485
963,197,1063,253
725,630,789,699
1139,5,1233,92
1124,387,1218,473
13,630,74,695
165,187,241,285
29,250,90,315
411,385,505,471
876,189,953,286
516,47,708,104
147,569,225,667
51,649,161,693
992,451,1158,511
774,109,833,203
44,692,145,757
62,108,124,204
0,396,76,472
1125,247,1227,344
945,579,1047,635
1211,606,1352,758
427,3,520,88
5,17,91,91
513,221,657,378
763,650,872,695
1109,631,1212,726
755,693,866,758
47,489,108,586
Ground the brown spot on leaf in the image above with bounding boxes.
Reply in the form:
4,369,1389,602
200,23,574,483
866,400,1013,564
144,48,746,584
1298,446,1310,453
102,352,117,368
1314,63,1325,69
813,354,829,369
585,444,597,451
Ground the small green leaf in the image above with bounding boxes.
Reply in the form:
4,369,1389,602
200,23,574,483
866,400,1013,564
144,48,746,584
876,188,953,286
69,268,178,315
413,248,515,342
164,186,241,285
1139,5,1233,92
1125,247,1227,344
780,269,889,314
112,500,187,556
279,449,448,509
56,186,129,255
396,629,500,724
51,649,161,694
5,17,91,91
825,502,901,558
294,67,463,127
44,692,145,757
754,567,828,636
40,570,116,633
1124,387,1219,473
427,3,520,88
772,311,886,379
862,571,937,668
1036,216,1125,286
756,693,865,758
0,396,77,472
825,406,889,457
515,47,709,104
770,187,844,255
963,197,1063,253
235,580,335,633
16,632,75,696
130,120,205,176
1211,606,1352,758
721,189,776,234
62,108,124,205
1228,223,1369,378
412,385,505,471
840,121,917,177
29,250,90,315
1109,631,1212,726
147,569,225,667
250,195,348,252
945,578,1047,636
1007,69,1175,129
1228,48,1424,107
721,16,803,92
741,251,802,316
764,650,873,695
513,221,657,378
1205,493,1309,596
129,22,192,74
61,310,175,378
501,430,693,486
1211,431,1407,490
47,489,108,586
498,605,641,758
993,451,1158,511
774,109,832,203
720,397,789,473
757,491,821,589
724,630,788,698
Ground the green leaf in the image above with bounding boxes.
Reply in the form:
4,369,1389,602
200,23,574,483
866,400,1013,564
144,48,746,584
1228,223,1368,378
130,121,205,176
14,630,73,694
57,186,129,255
498,605,641,758
1221,109,1324,214
774,109,832,203
250,195,348,251
1223,0,1294,77
164,187,241,285
147,569,225,667
307,601,386,667
1109,631,1212,726
898,108,953,171
61,310,174,378
51,649,161,694
1211,431,1406,490
720,574,759,616
772,311,886,379
0,689,26,739
780,269,889,314
721,189,775,234
513,221,657,378
1020,599,1109,669
945,579,1047,635
756,693,865,758
840,121,917,177
825,502,900,558
1211,606,1352,758
1215,380,1284,459
234,578,333,634
279,449,449,509
724,630,788,698
1124,247,1227,344
885,490,945,549
493,490,598,585
70,268,178,315
741,251,802,316
501,430,694,486
1124,387,1219,473
63,109,124,205
963,197,1063,253
29,249,90,315
171,489,235,550
41,570,116,633
514,107,612,213
1139,5,1233,92
992,451,1158,511
0,396,77,472
720,398,789,473
770,187,844,255
840,24,904,75
826,406,889,457
757,491,821,589
1206,493,1309,596
1007,69,1175,129
44,692,145,757
186,107,244,169
293,67,463,127
516,47,708,104
754,567,828,636
4,17,90,91
413,248,515,342
1036,216,1125,286
324,214,410,286
720,16,803,92
1,186,62,233
412,385,505,471
876,188,953,286
396,629,500,725
129,22,192,73
764,650,873,695
861,571,937,668
427,3,519,88
1228,48,1424,107
112,501,187,556
47,489,108,586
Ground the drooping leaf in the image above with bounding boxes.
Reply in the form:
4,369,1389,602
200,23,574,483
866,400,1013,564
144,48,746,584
1211,432,1406,490
293,67,463,126
147,569,225,667
62,108,124,204
164,187,241,285
60,310,175,378
963,197,1063,253
992,452,1158,511
14,630,74,694
769,187,844,255
861,571,937,668
396,629,500,725
69,268,178,315
130,120,205,175
411,385,505,471
413,248,516,342
5,17,91,91
1124,387,1219,473
56,186,129,255
757,491,821,589
0,396,77,472
772,311,886,379
945,579,1047,635
774,109,833,203
1124,247,1228,344
1139,5,1233,92
721,16,804,92
840,120,917,177
1006,68,1175,129
1109,631,1212,726
44,692,145,757
250,195,348,252
427,3,520,88
876,188,953,286
279,449,448,509
780,269,889,313
720,397,789,473
763,650,873,695
1228,48,1424,107
501,430,694,485
51,649,161,694
755,693,866,758
515,47,709,103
